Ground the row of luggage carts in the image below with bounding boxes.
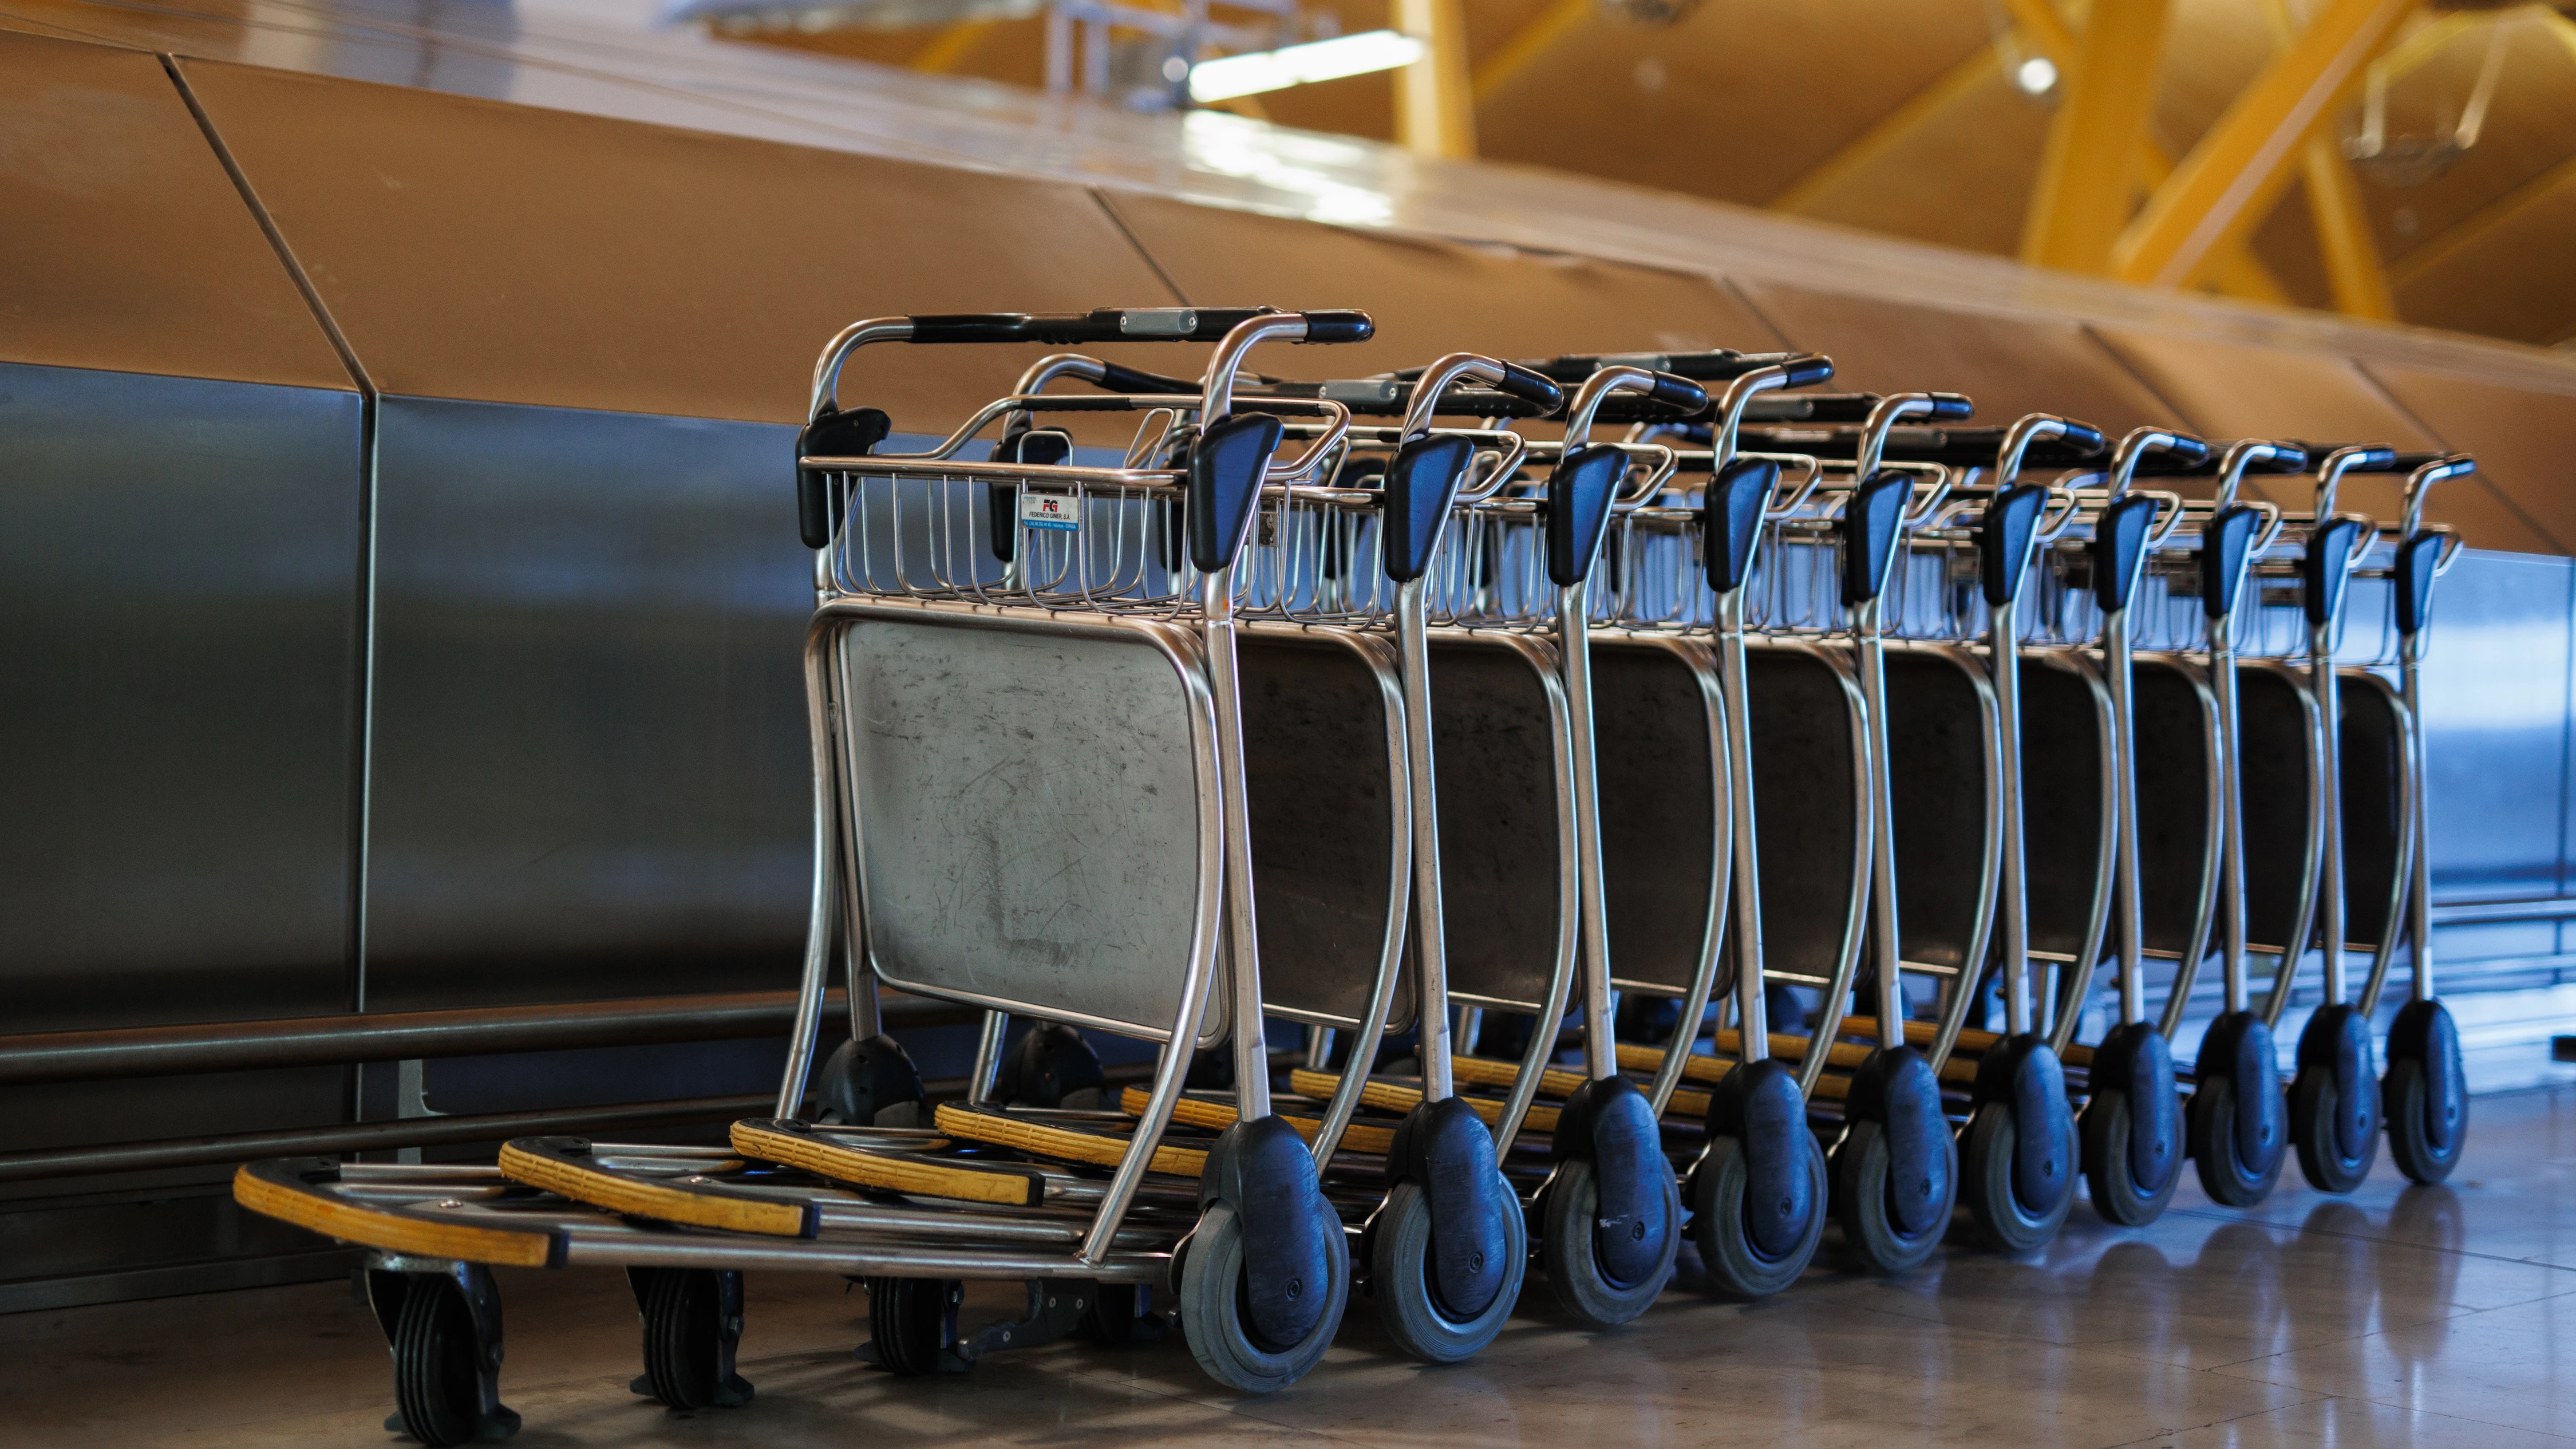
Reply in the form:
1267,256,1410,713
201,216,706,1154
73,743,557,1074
233,307,2478,1442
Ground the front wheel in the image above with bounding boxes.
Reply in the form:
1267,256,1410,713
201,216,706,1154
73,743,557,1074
1960,1100,2077,1253
1541,1156,1680,1326
637,1268,752,1409
391,1276,519,1448
867,1277,961,1377
1831,1119,1955,1273
2081,1089,2183,1226
1689,1132,1826,1297
1372,1178,1524,1362
2187,1073,2286,1207
1179,1203,1348,1392
2291,1065,2380,1193
2384,1057,2466,1186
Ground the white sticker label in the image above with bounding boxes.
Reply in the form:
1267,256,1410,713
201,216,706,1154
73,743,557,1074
1020,491,1079,531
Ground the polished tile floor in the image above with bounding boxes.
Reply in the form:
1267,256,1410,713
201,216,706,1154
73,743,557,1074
7,1087,2572,1448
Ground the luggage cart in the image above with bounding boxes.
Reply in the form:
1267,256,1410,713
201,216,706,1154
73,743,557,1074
2173,439,2307,1207
2364,456,2477,1185
231,307,1396,1435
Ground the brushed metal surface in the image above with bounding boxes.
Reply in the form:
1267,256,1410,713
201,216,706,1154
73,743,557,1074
1740,641,1870,991
1884,646,1997,972
361,395,812,1010
1428,633,1571,1015
1594,638,1723,997
0,29,351,389
835,608,1222,1044
2410,551,2573,903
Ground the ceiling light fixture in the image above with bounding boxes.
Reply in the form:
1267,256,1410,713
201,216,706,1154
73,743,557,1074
1187,29,1425,103
2014,56,2058,96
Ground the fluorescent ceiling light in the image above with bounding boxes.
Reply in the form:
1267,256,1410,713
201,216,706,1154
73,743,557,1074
1188,30,1425,104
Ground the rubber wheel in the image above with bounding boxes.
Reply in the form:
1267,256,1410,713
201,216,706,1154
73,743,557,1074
1831,1118,1956,1273
638,1269,750,1409
2291,1065,2379,1194
2385,1057,2466,1186
2081,1088,2183,1226
1178,1202,1348,1393
1961,1100,2077,1253
1371,1178,1524,1362
868,1278,959,1377
2187,1074,2286,1207
1689,1131,1827,1298
391,1277,506,1448
1541,1156,1681,1326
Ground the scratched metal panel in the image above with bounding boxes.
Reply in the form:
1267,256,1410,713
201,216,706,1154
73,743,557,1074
1594,639,1722,997
2412,550,2573,902
1430,633,1570,1014
1884,646,1995,972
837,609,1220,1044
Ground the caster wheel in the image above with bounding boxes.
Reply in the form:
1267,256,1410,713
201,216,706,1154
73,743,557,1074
2292,1065,2380,1193
2081,1088,2184,1226
638,1269,751,1409
1542,1155,1680,1326
1831,1117,1955,1273
2385,1057,2464,1186
1371,1177,1523,1361
2188,1073,2287,1207
1178,1202,1348,1392
1689,1131,1826,1297
390,1276,517,1447
1961,1099,2077,1253
868,1278,961,1377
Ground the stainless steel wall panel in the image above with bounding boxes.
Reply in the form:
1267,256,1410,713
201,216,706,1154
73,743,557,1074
0,363,362,1029
363,396,811,1010
2416,551,2574,903
0,29,351,390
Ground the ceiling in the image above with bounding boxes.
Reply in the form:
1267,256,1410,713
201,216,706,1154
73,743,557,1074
736,0,2576,352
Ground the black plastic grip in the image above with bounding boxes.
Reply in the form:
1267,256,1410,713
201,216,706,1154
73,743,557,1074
1382,434,1476,584
2302,516,2364,626
1188,413,1284,574
1493,362,1566,410
1095,361,1201,394
2089,493,2159,614
1703,457,1776,595
1645,371,1710,413
2250,444,2310,475
1747,393,1879,425
2198,504,2259,621
1546,444,1627,587
1921,392,1974,421
2305,443,2399,473
1778,354,1835,389
1979,484,2046,609
2393,530,2443,636
1839,471,1913,606
907,307,1279,346
796,404,891,548
2057,421,2108,456
1298,311,1374,344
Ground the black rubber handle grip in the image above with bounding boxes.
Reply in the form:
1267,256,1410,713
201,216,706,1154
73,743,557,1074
2393,530,2443,636
1547,444,1627,587
1703,457,1776,595
1922,392,1974,421
1384,434,1477,583
1645,370,1710,413
796,405,891,549
2090,493,2159,614
2198,504,2259,621
1188,412,1284,573
1095,361,1202,394
2058,421,2108,456
1839,471,1912,606
1777,354,1835,389
2302,516,2365,626
1746,393,1879,424
1980,484,2046,609
1494,362,1566,410
2300,443,2399,473
907,309,1274,345
1298,310,1374,344
2246,444,2310,474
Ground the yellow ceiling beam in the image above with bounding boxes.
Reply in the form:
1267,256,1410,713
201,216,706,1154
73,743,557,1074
2301,135,2397,319
1472,0,1594,102
907,19,998,73
2110,0,2418,290
2023,0,2179,272
1769,44,2003,214
1393,0,1476,159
